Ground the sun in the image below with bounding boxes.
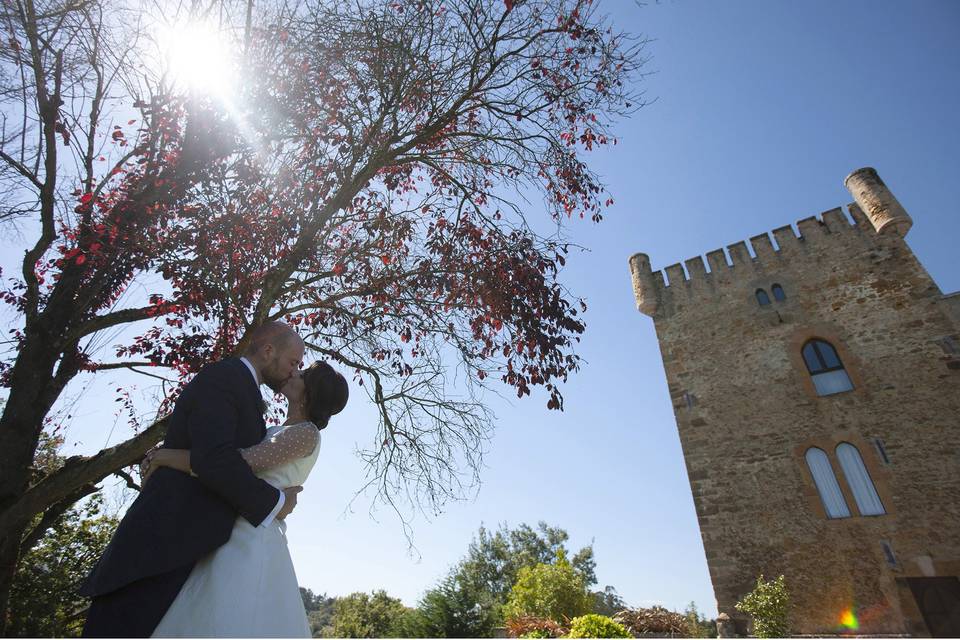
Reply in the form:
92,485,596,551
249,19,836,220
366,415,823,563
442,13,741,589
155,20,237,97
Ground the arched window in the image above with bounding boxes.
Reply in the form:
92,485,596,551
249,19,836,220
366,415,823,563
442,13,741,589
836,443,885,516
772,283,786,301
805,447,851,519
802,339,854,396
756,289,771,306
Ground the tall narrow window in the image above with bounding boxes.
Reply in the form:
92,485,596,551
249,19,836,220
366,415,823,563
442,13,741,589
772,283,786,301
805,447,851,519
836,443,886,516
872,437,891,464
802,339,854,396
880,540,898,568
756,289,771,306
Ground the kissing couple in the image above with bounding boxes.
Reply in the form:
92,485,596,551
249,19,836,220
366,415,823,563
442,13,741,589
79,321,349,637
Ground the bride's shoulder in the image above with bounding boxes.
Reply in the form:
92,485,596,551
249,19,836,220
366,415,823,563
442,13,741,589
286,420,319,432
282,421,321,443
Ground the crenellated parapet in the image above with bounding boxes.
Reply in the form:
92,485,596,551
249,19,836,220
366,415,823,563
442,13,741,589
629,168,913,318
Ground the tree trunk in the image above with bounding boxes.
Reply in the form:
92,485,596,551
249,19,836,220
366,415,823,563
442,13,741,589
0,332,71,635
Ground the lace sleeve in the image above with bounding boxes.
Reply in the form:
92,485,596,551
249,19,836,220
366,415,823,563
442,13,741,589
240,423,319,473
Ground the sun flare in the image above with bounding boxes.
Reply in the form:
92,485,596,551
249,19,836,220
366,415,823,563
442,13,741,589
156,21,237,97
839,608,859,631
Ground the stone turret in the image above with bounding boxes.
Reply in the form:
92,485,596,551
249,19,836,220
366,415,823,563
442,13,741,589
628,252,659,316
844,166,912,237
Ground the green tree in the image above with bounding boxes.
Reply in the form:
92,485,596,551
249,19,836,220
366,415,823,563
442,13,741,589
503,550,592,624
300,588,337,637
329,590,410,638
7,493,117,637
683,601,717,638
6,429,117,636
414,573,499,638
735,575,790,638
591,586,627,617
455,522,597,621
388,607,431,638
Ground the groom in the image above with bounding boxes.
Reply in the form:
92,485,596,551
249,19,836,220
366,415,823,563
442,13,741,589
80,322,307,637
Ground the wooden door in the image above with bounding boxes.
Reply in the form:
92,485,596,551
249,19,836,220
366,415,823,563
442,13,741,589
907,577,960,637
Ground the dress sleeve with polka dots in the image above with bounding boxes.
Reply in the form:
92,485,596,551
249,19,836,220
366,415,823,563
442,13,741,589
239,422,319,473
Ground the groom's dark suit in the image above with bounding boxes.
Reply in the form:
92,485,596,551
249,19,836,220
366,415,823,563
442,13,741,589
80,358,282,637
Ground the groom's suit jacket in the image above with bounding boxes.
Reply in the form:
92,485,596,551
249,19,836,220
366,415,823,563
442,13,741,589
80,357,280,597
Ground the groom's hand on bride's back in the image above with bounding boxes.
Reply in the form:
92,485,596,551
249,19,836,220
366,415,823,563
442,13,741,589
277,486,303,520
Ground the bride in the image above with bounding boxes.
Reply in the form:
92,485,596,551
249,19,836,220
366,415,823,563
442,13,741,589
141,360,348,638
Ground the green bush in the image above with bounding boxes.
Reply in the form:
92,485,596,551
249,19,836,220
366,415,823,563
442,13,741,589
520,630,553,639
734,574,790,638
504,550,592,624
566,614,632,638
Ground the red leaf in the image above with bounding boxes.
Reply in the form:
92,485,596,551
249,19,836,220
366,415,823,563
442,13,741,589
380,255,392,265
504,0,513,11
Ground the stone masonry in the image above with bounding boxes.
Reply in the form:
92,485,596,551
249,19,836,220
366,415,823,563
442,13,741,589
629,168,960,636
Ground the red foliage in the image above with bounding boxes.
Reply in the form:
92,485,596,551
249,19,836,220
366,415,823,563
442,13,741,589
1,0,645,511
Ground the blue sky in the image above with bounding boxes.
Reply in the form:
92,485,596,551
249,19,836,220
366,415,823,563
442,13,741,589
291,0,960,616
4,0,959,620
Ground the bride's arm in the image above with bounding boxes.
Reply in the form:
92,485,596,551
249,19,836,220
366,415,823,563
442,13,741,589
142,424,319,483
238,423,319,473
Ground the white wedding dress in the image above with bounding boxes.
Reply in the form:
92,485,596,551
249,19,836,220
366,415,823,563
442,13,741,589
153,421,320,638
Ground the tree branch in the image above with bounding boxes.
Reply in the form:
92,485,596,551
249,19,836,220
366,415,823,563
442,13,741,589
0,149,43,190
0,417,167,541
66,305,168,343
18,482,97,557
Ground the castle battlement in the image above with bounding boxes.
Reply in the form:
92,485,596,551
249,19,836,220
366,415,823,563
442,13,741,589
629,168,913,317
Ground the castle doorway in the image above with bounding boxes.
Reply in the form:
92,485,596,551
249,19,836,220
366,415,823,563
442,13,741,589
907,577,960,637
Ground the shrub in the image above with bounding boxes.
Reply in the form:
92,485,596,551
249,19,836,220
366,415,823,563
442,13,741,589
614,606,688,635
734,574,790,638
504,550,592,624
567,614,632,638
506,615,568,638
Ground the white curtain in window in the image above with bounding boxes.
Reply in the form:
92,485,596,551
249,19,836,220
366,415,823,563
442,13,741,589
805,447,851,519
836,443,886,516
812,369,854,395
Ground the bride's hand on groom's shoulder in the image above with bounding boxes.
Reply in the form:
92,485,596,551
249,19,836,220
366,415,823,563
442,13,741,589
277,486,303,520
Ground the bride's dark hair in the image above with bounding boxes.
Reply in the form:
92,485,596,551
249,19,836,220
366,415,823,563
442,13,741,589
301,361,349,429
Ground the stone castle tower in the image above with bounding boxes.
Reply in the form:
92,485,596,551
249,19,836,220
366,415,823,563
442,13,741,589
629,168,960,636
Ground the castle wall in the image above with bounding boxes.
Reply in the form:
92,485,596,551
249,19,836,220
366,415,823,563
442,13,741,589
630,192,960,635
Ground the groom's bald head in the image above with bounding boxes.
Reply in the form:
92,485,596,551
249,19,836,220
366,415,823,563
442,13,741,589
244,321,300,356
243,321,304,391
